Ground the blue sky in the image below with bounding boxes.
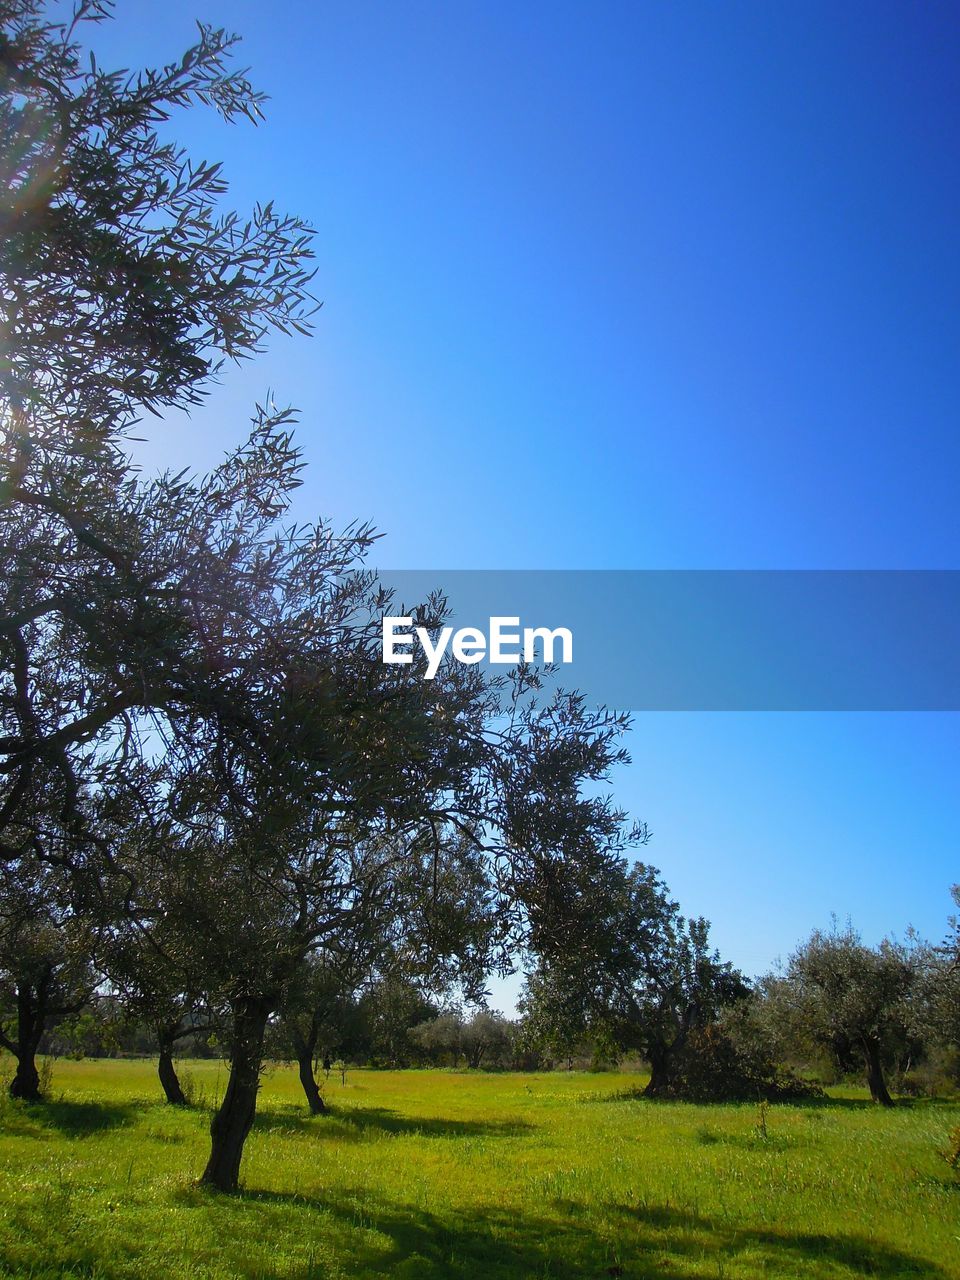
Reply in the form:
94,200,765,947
99,2,959,995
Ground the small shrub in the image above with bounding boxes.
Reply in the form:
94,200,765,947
898,1048,960,1099
177,1069,207,1110
37,1058,54,1099
655,1024,824,1103
755,1099,768,1139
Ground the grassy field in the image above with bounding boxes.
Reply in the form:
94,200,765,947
0,1059,956,1279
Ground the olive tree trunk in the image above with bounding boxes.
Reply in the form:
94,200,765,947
7,982,47,1101
643,1045,675,1096
287,1014,327,1115
296,1045,327,1115
863,1037,894,1107
200,997,271,1192
157,1027,188,1106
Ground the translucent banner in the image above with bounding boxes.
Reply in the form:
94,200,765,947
373,570,960,710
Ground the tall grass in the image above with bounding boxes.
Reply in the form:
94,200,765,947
0,1058,956,1278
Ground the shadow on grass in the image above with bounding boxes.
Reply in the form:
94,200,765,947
616,1201,951,1279
801,1094,960,1112
587,1087,959,1113
335,1105,531,1140
231,1190,641,1279
181,1185,951,1280
254,1103,531,1141
9,1097,136,1137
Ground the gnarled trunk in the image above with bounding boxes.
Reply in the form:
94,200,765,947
10,1053,41,1101
862,1037,894,1107
643,1044,675,1096
157,1028,188,1106
297,1047,327,1115
200,997,270,1192
8,983,46,1101
643,1004,698,1098
288,1015,327,1115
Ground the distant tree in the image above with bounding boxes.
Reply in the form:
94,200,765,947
933,888,960,1049
277,825,502,1110
408,1010,463,1067
460,1010,513,1070
906,887,960,1066
520,862,748,1096
275,955,354,1114
359,977,441,1069
774,922,915,1106
409,1009,512,1069
100,917,215,1106
0,844,96,1098
946,886,960,961
911,947,960,1056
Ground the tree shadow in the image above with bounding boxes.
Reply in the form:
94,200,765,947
581,1084,651,1104
585,1087,958,1114
11,1097,136,1137
334,1105,532,1140
693,1126,805,1152
615,1201,951,1279
253,1102,531,1141
801,1094,959,1112
231,1190,657,1279
202,1186,951,1280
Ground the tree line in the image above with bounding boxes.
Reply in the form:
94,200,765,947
0,2,957,1198
18,898,960,1118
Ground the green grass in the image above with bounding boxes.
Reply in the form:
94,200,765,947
0,1058,956,1279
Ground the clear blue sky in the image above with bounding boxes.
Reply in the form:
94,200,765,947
101,2,959,996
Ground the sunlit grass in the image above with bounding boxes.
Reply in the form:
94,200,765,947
0,1057,956,1278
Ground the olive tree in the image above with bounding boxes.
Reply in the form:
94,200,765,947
122,594,639,1191
0,842,96,1097
275,954,354,1114
776,922,914,1106
520,861,747,1095
277,826,502,1110
99,915,215,1107
1,0,315,440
